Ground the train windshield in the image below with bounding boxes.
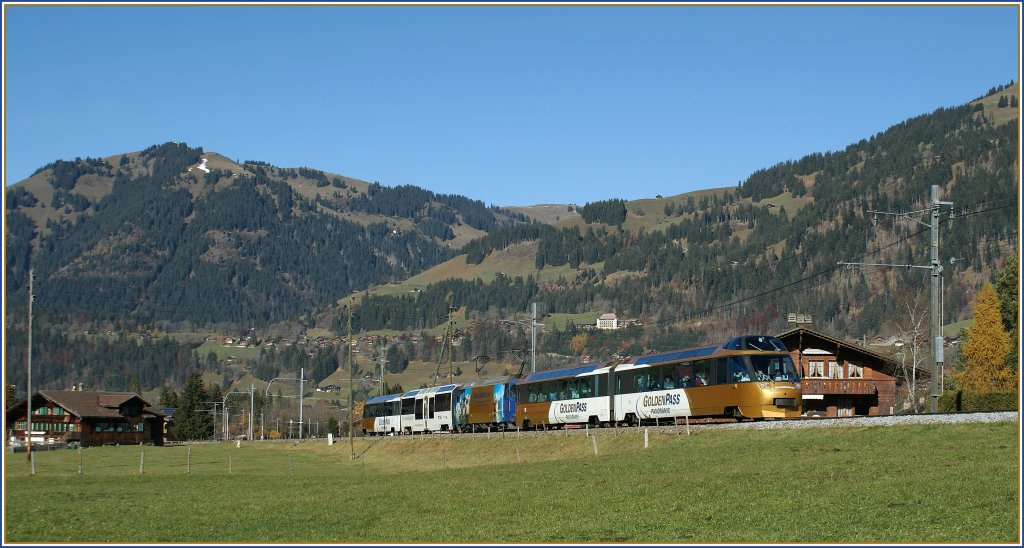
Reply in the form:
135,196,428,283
749,355,800,382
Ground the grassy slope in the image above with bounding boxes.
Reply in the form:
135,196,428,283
4,421,1018,543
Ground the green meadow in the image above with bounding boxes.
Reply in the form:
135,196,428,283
4,421,1019,543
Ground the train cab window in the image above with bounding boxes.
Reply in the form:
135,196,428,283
728,357,751,382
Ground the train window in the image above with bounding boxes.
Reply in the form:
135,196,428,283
429,397,436,419
694,360,713,386
676,363,694,388
402,398,414,415
415,400,424,420
527,386,536,403
633,372,649,392
579,378,593,398
728,357,751,383
616,371,630,394
716,359,729,385
567,380,579,399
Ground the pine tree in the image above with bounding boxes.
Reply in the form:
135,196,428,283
174,373,213,440
159,385,180,408
955,283,1015,391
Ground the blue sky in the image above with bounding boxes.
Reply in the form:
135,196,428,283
3,3,1019,206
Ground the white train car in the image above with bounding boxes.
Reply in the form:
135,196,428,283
400,384,458,434
361,393,402,436
515,363,613,429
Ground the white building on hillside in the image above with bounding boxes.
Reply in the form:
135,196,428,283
597,313,619,330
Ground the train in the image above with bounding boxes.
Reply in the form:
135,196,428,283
360,334,802,435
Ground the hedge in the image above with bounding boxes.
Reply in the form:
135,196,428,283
937,389,1019,412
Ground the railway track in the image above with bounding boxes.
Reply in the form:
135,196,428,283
370,410,1018,439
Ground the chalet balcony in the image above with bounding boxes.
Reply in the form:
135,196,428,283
801,378,883,396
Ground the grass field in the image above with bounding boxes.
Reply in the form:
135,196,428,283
4,421,1019,543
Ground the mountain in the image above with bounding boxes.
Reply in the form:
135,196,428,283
4,82,1018,396
4,142,528,325
340,83,1019,354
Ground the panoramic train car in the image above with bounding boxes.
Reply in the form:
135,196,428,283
611,334,801,423
514,363,615,429
399,384,458,434
452,376,518,432
361,392,402,436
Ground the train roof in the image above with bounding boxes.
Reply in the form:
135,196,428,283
519,363,606,383
627,345,719,367
365,393,402,404
462,376,518,388
402,384,458,398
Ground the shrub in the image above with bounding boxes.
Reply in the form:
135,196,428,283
938,389,1019,412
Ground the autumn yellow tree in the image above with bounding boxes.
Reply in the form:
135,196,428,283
570,333,589,356
956,283,1016,391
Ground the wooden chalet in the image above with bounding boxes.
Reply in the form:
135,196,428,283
777,327,909,417
6,390,166,448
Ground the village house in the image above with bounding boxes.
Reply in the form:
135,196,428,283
6,390,166,448
777,327,909,417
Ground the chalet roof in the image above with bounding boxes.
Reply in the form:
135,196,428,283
777,327,893,362
599,313,617,320
34,391,165,419
776,327,927,379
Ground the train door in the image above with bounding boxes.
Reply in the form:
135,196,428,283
401,396,415,434
426,395,437,432
413,396,426,433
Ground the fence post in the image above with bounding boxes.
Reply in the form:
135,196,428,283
644,428,649,449
30,452,36,476
685,415,690,436
139,450,145,475
78,445,83,475
591,434,599,456
229,455,232,475
187,446,192,474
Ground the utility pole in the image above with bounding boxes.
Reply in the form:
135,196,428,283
928,185,953,413
25,269,33,461
348,297,354,460
378,355,387,396
248,383,254,440
448,307,455,384
841,184,952,413
531,302,537,373
298,367,304,439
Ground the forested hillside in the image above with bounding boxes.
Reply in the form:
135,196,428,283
3,83,1018,395
4,143,527,325
342,83,1019,365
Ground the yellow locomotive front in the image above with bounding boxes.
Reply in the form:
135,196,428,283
715,335,802,419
